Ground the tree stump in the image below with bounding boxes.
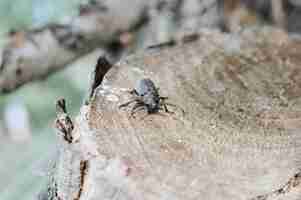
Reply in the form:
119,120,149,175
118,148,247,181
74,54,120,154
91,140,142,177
47,28,301,200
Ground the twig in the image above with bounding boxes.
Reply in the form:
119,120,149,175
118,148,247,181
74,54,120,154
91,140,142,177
55,98,74,143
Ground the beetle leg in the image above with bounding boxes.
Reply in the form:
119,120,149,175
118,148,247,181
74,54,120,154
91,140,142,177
129,89,138,95
162,102,170,113
119,98,139,108
165,102,185,115
159,96,168,100
130,103,146,117
159,98,173,113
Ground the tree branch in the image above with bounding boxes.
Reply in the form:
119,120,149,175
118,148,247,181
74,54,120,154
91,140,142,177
0,0,222,94
0,0,149,94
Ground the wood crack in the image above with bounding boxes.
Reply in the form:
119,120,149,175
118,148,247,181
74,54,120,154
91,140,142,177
74,160,89,200
251,171,301,200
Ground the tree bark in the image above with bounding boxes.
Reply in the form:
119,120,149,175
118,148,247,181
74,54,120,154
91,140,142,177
0,0,149,94
44,27,301,200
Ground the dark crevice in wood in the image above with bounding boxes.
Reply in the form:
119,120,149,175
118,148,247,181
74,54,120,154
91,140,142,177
89,56,113,99
74,160,89,200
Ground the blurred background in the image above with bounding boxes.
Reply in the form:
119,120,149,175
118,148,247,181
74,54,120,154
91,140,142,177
0,0,96,199
0,0,301,199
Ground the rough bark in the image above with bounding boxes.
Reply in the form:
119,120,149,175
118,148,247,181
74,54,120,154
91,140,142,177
43,26,301,200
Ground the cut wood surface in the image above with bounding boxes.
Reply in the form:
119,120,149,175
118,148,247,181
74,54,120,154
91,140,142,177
48,28,301,200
